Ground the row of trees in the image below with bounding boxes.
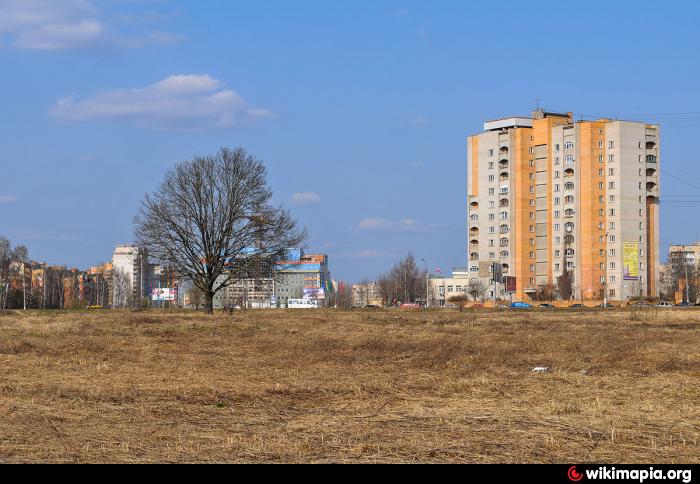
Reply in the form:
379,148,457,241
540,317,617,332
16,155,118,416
377,253,427,306
0,237,29,310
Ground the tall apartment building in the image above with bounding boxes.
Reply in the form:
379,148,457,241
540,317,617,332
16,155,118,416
467,110,660,302
112,245,150,306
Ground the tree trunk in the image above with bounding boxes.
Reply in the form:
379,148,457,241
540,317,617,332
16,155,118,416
205,292,215,315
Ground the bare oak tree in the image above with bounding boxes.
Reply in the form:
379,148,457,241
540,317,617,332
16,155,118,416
134,147,306,314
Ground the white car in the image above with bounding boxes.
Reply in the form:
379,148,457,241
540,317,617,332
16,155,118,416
657,302,673,308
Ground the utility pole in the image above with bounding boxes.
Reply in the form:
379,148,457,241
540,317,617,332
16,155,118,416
493,262,499,305
421,258,429,308
22,261,27,311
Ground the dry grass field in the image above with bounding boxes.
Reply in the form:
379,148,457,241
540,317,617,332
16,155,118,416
0,308,698,464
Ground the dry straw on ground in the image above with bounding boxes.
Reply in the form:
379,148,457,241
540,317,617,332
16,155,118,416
0,308,698,463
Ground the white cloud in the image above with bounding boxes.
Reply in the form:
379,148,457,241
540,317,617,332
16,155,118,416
0,195,17,204
292,192,322,206
50,74,276,130
0,0,181,51
358,217,419,231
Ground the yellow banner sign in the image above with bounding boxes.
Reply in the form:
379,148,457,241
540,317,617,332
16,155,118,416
623,241,639,281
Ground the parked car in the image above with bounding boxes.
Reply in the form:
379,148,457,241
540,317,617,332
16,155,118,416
511,302,533,309
631,301,653,307
569,304,584,309
675,302,692,307
538,304,555,309
656,302,674,308
598,303,614,308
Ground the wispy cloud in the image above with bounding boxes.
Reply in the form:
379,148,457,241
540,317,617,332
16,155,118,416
292,192,322,206
0,195,17,204
0,0,182,52
395,9,409,18
402,116,430,127
358,217,419,231
50,74,276,130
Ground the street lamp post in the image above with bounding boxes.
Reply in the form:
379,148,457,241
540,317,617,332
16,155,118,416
421,258,429,308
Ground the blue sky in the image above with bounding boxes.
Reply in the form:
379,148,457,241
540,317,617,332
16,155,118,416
1,0,700,283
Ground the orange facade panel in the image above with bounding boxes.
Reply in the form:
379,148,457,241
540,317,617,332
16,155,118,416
578,121,607,300
513,128,534,301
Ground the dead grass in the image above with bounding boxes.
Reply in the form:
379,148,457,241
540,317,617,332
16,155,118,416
0,308,698,463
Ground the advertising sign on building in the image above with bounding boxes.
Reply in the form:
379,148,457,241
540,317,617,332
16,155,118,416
303,287,325,300
623,241,640,281
151,288,176,301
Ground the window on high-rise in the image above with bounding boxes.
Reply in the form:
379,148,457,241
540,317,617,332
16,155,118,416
609,141,615,149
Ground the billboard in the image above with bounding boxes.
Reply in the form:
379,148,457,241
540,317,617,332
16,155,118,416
152,288,176,301
303,287,325,300
504,277,517,294
623,241,640,281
